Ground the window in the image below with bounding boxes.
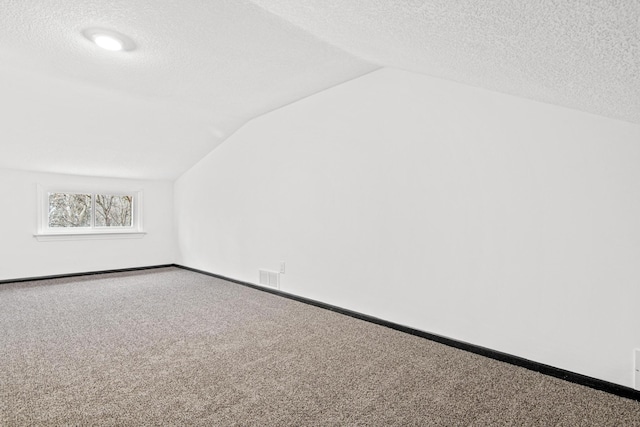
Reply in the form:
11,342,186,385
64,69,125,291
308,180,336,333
36,187,144,240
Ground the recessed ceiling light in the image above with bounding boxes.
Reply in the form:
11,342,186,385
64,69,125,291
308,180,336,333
93,35,123,51
82,28,136,52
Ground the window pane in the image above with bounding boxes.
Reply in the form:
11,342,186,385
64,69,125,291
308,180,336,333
95,195,133,227
48,193,92,228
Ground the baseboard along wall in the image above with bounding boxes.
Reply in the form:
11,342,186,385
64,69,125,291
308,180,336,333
173,264,640,403
0,264,175,285
2,263,639,402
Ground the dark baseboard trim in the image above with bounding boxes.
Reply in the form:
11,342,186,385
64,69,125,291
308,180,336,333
4,263,638,402
0,264,175,285
174,264,640,402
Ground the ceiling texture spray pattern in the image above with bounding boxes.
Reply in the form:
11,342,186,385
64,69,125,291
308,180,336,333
0,0,375,179
0,0,638,179
251,0,640,124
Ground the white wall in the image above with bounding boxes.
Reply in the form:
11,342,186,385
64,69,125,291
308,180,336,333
0,168,175,281
174,68,640,388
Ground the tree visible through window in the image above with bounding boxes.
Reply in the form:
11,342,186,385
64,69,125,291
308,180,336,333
95,195,132,227
47,193,134,229
48,193,92,228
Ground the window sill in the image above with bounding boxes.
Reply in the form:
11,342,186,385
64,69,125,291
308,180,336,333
34,231,146,242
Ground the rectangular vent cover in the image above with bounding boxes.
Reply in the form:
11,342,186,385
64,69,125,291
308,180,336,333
258,269,279,289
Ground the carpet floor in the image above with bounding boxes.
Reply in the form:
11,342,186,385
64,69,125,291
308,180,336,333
1,267,639,426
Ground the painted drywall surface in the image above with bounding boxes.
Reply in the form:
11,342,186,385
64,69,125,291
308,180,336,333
0,169,174,280
175,68,640,387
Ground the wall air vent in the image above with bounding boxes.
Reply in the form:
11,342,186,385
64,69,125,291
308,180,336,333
258,269,279,289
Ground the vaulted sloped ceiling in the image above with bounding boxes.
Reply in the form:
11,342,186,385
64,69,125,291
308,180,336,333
0,1,638,179
0,0,375,179
252,0,640,124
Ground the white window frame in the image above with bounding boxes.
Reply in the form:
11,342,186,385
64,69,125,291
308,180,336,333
35,185,145,241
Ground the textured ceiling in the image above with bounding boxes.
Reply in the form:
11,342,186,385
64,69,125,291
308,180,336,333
0,0,638,179
251,0,640,124
0,0,375,179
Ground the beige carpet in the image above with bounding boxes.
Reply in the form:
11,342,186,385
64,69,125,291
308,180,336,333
1,267,639,426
